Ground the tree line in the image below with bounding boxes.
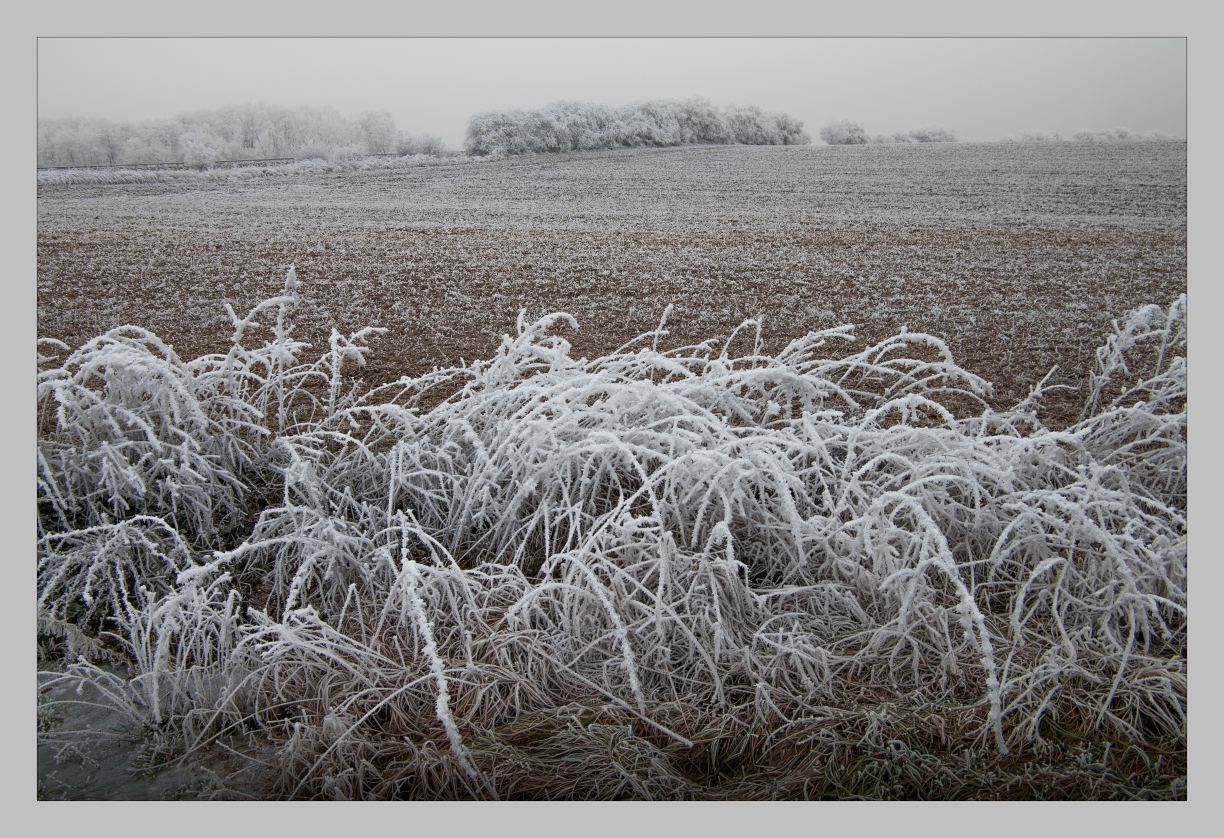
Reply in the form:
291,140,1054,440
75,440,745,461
37,102,448,168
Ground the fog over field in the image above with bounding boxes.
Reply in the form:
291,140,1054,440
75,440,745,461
37,38,1186,147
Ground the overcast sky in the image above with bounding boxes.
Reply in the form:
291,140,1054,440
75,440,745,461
38,38,1186,145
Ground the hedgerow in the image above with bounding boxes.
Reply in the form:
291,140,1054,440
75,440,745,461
464,99,810,156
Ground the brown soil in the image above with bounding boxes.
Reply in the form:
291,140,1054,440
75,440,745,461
38,143,1186,429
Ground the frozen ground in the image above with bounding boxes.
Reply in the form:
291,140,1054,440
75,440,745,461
37,662,277,800
37,141,1185,426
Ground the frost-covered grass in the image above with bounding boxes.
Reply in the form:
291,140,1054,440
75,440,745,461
37,268,1186,799
35,150,476,187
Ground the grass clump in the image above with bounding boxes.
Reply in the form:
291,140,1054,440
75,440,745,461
37,267,1186,799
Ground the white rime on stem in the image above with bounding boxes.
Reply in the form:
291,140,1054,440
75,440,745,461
398,541,491,796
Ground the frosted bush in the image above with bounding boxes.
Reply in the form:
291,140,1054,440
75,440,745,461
291,138,337,162
325,143,368,163
906,125,957,143
1073,127,1175,143
1000,129,1066,143
291,139,369,162
823,121,955,145
37,268,1186,799
819,119,869,145
1002,127,1178,143
395,132,451,157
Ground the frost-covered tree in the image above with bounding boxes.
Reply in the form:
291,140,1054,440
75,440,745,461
671,98,731,144
178,131,221,165
357,110,397,155
464,98,811,156
37,102,435,168
906,125,957,143
725,104,793,145
36,117,129,167
770,111,811,145
819,119,869,145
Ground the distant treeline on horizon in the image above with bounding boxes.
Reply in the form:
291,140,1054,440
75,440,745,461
36,100,1181,169
819,120,1178,145
37,99,814,168
998,127,1178,143
37,102,449,169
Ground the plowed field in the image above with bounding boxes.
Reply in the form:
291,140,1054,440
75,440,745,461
38,141,1186,426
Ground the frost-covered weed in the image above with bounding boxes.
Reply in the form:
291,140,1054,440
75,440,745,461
37,269,1186,798
292,141,368,163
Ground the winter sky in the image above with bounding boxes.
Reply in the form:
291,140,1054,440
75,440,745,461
37,38,1186,146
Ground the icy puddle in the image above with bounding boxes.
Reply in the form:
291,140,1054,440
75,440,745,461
38,668,276,800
